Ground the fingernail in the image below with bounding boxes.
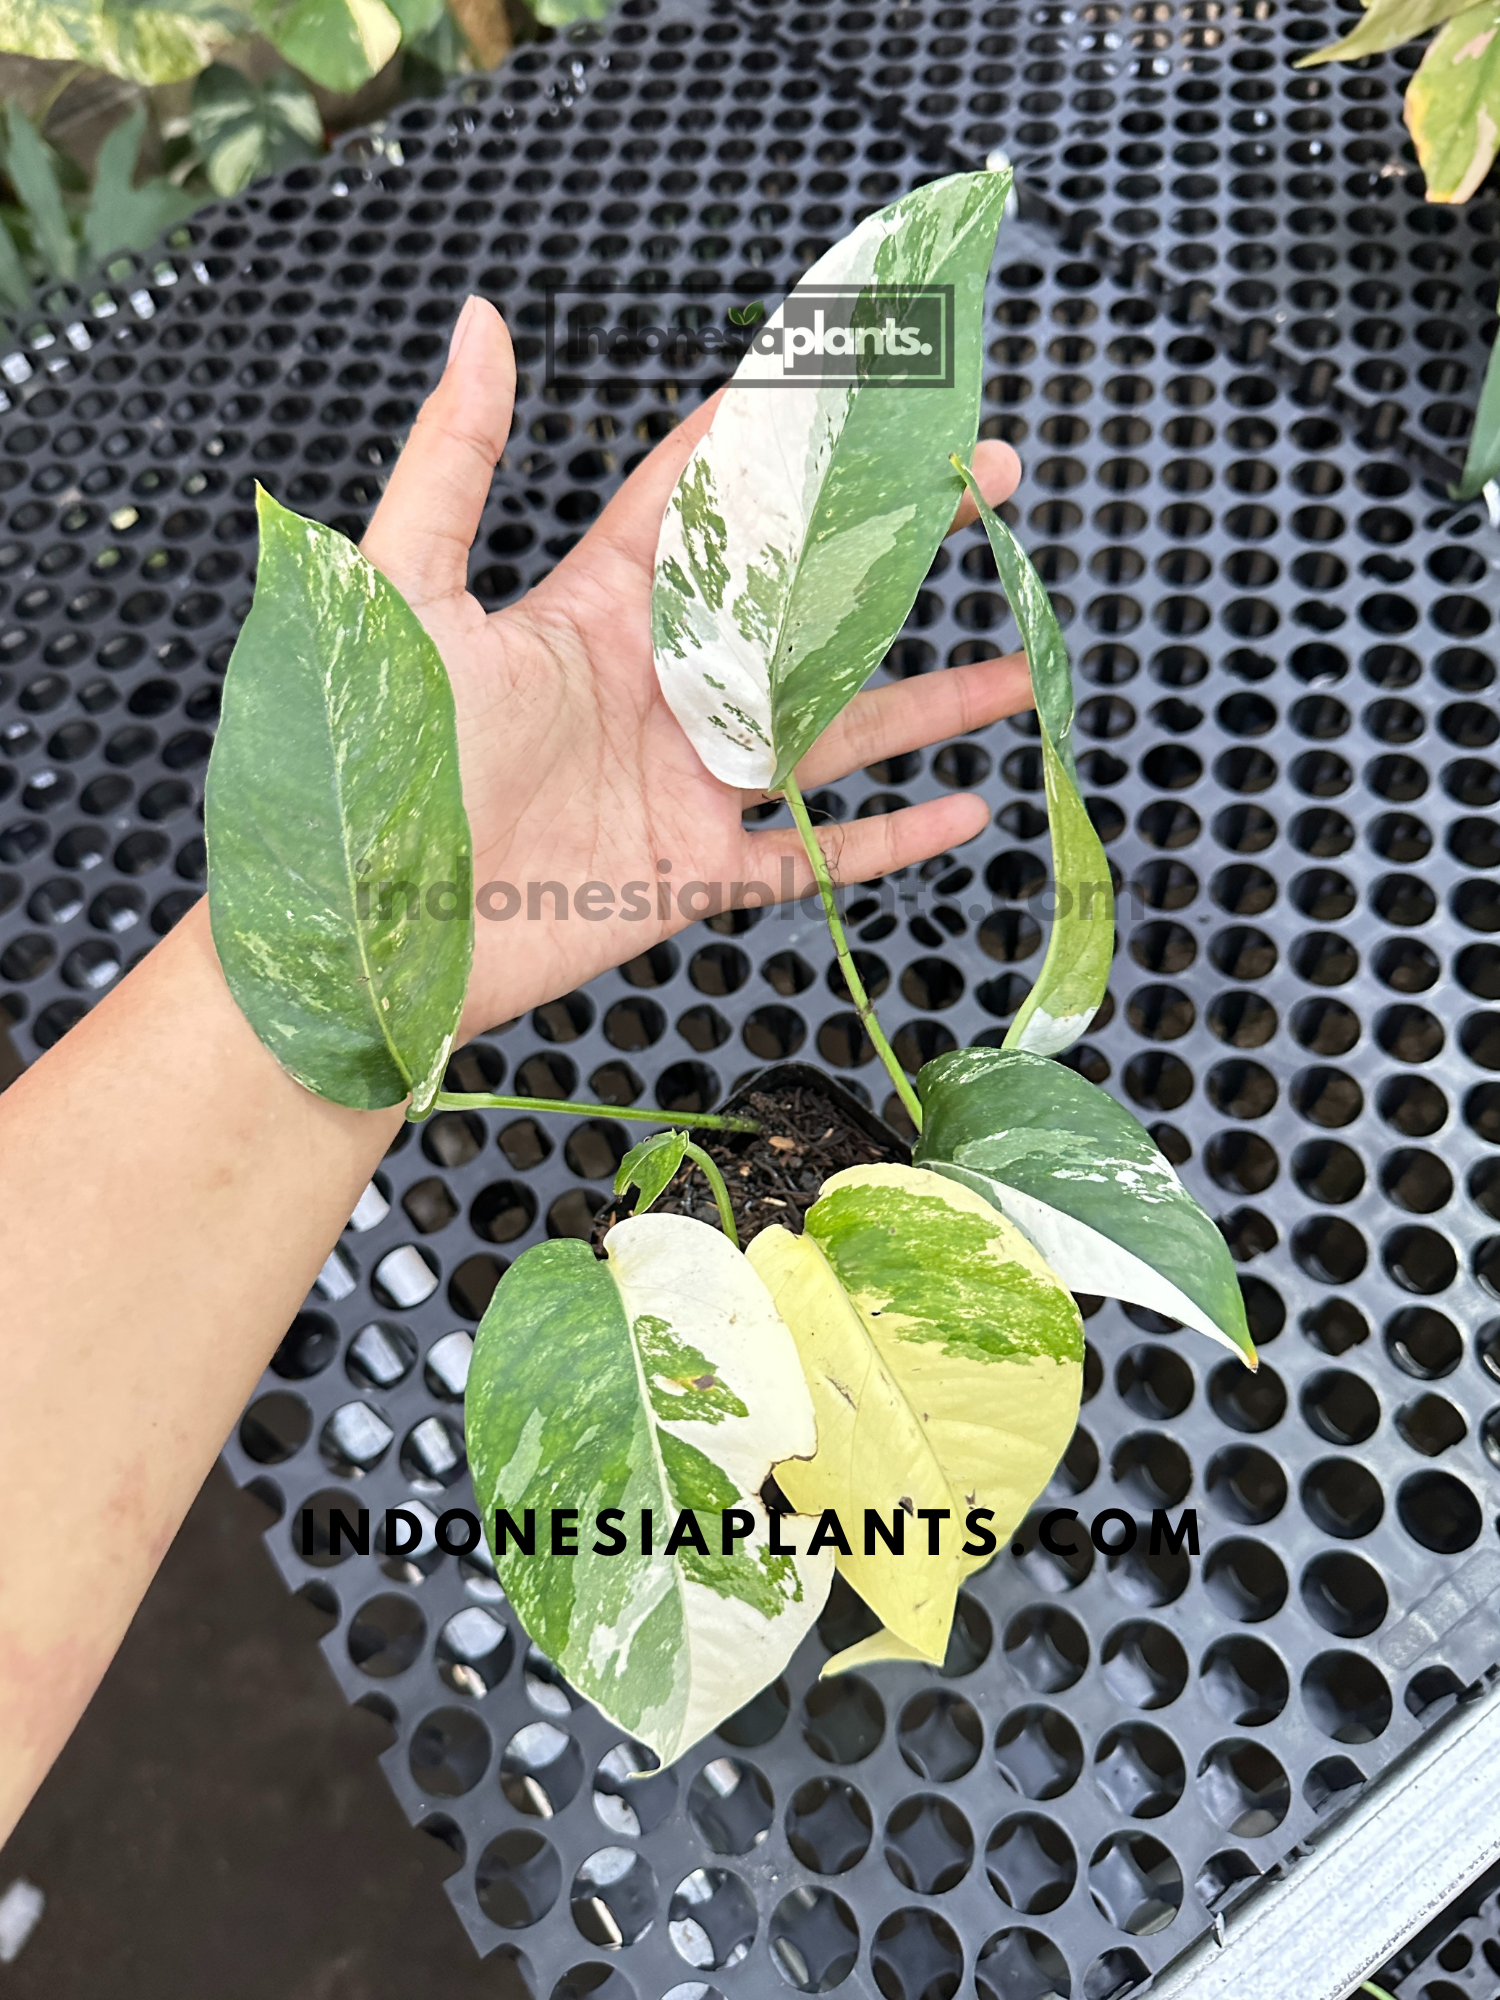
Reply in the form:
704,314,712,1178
447,294,480,366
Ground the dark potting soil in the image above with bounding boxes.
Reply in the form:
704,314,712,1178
593,1083,904,1248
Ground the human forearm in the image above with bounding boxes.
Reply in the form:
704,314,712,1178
0,899,401,1839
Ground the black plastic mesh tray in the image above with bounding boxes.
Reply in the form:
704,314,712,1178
2,3,1500,1996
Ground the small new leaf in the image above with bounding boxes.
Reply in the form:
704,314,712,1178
205,489,472,1115
467,1216,833,1766
951,456,1112,1057
616,1130,691,1214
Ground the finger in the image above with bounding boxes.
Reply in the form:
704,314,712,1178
362,295,516,606
574,387,726,574
947,438,1021,533
786,650,1031,792
746,792,991,902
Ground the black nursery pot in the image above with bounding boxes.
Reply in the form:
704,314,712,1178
722,1060,913,1160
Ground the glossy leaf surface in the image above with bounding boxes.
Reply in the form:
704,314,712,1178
751,1164,1082,1668
205,489,471,1114
953,456,1112,1057
252,0,403,89
467,1216,833,1766
652,168,1011,791
914,1046,1257,1364
1406,1,1500,201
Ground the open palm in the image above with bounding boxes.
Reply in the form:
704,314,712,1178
361,297,1032,1039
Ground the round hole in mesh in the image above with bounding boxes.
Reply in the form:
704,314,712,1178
1099,1621,1189,1711
1200,1636,1290,1728
883,1794,975,1895
870,1908,963,2000
686,1758,774,1857
768,1885,859,1993
668,1867,756,1972
1085,1830,1182,1936
974,1927,1071,2000
986,1813,1078,1917
572,1848,658,1952
1302,1652,1394,1745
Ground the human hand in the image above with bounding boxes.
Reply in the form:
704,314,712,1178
360,295,1031,1040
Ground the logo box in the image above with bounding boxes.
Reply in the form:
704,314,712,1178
544,283,956,388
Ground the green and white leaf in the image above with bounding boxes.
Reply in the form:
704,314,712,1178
1406,0,1500,202
651,167,1011,792
0,0,249,84
616,1129,690,1214
914,1046,1258,1364
1454,323,1500,499
953,456,1113,1057
4,110,77,283
1296,0,1472,66
84,107,200,267
383,0,445,31
750,1164,1082,1671
467,1216,834,1767
190,63,323,197
205,488,472,1115
253,0,402,90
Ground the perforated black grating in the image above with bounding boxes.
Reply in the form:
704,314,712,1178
3,4,1500,1996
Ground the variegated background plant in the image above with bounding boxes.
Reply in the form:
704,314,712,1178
1301,0,1500,496
204,170,1258,1768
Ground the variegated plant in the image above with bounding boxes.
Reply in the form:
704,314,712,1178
1297,3,1500,501
204,173,1263,1767
649,168,1256,1676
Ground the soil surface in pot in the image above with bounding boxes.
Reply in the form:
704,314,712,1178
594,1082,903,1248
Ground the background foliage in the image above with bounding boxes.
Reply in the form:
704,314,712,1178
0,0,601,303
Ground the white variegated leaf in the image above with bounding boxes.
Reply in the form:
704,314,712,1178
651,168,1011,791
466,1215,833,1767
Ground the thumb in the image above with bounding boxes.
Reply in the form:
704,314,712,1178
361,294,515,606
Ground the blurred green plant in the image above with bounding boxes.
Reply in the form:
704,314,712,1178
0,0,607,308
0,100,197,306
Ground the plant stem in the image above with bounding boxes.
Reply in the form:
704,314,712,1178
1359,1985,1398,2000
780,773,924,1131
682,1141,740,1248
431,1091,759,1132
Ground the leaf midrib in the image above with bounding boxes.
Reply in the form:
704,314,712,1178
317,594,412,1096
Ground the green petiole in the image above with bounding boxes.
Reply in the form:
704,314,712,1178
680,1140,740,1249
433,1091,759,1132
780,773,923,1132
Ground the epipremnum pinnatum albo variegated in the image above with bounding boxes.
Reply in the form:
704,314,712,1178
205,488,473,1117
914,1046,1258,1366
466,1215,834,1766
650,167,1012,793
751,1164,1083,1673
